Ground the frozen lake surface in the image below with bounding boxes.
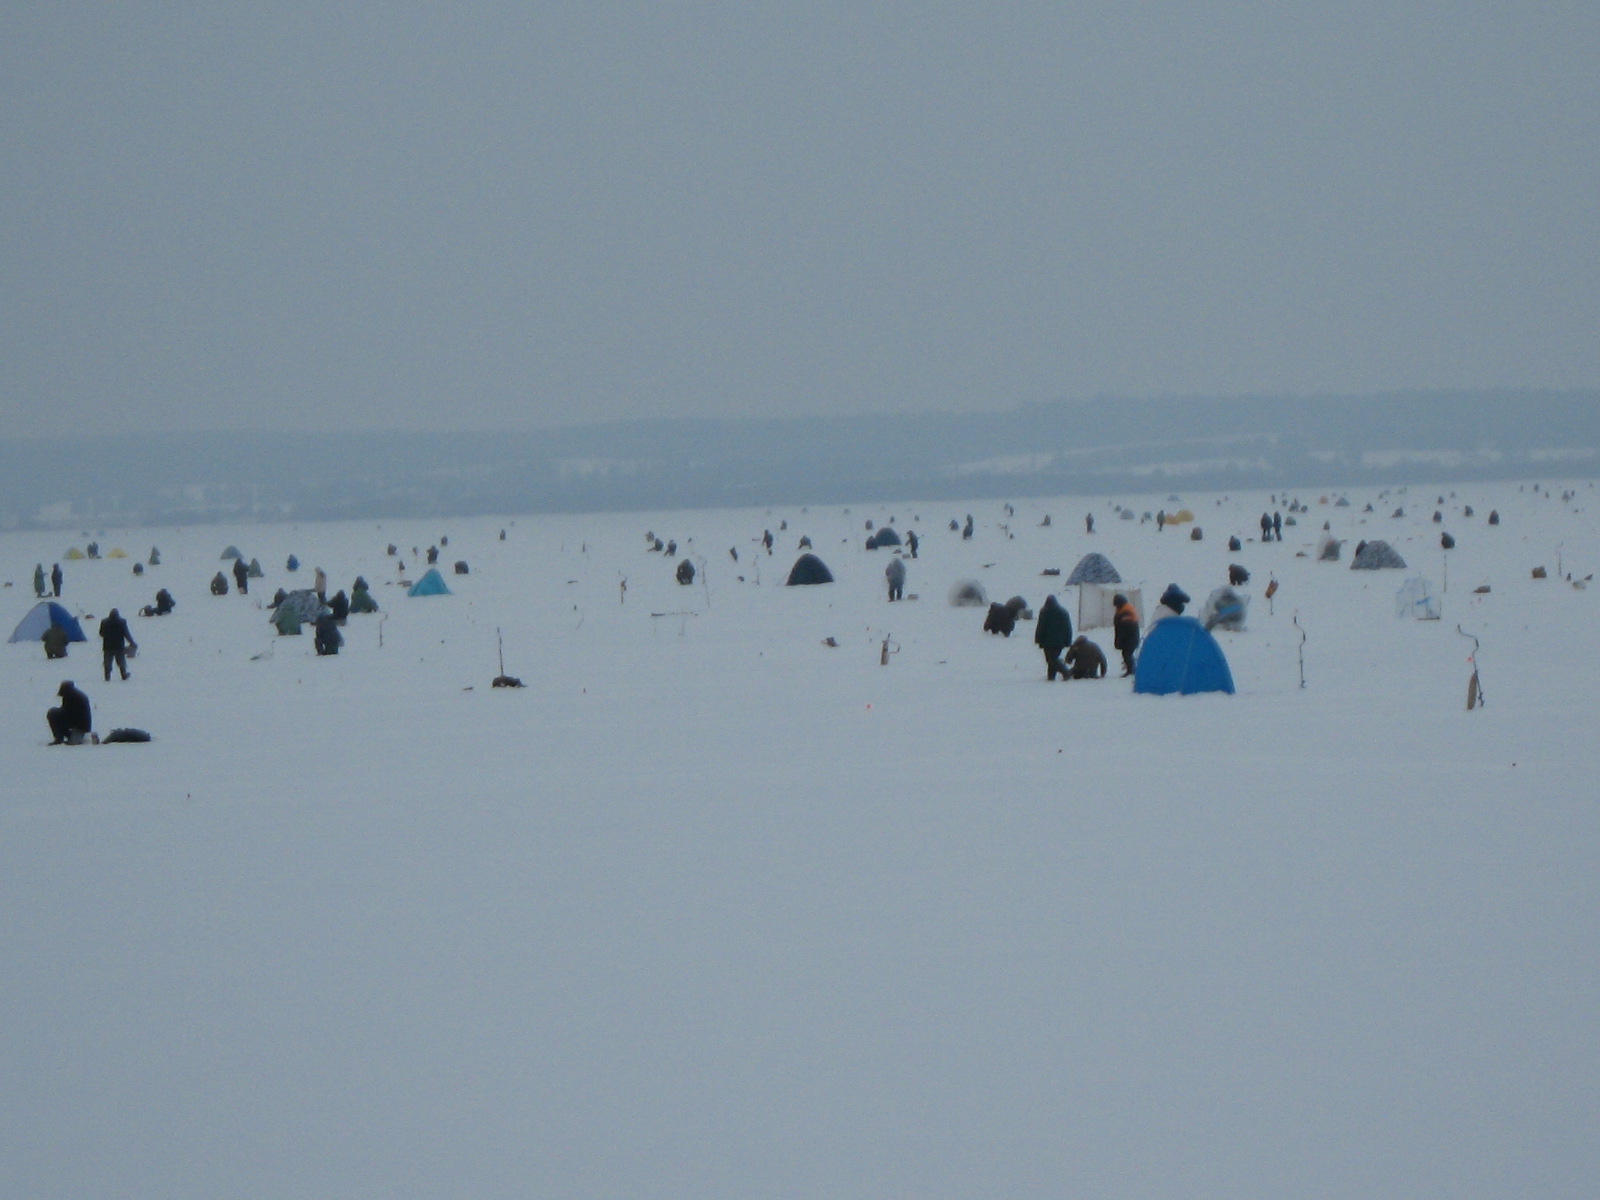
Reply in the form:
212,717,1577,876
3,481,1597,1198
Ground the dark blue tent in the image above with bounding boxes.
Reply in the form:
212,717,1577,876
1133,616,1235,696
9,601,88,644
785,553,834,586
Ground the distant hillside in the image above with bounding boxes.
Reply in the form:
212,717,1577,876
2,389,1594,529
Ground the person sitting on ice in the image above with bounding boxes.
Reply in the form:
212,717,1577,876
313,613,344,656
47,680,92,745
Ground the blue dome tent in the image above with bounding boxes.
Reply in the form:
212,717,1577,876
1133,616,1235,696
9,601,87,645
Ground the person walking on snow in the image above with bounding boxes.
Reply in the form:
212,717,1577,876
1034,593,1073,681
99,608,137,681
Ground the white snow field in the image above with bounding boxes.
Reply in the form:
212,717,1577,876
3,481,1597,1199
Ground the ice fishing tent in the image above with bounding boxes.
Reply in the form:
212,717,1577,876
220,545,244,560
948,579,988,607
1199,586,1249,631
274,589,328,627
9,601,87,644
64,547,86,560
1065,552,1121,585
867,526,901,548
1077,584,1142,632
1351,540,1407,570
785,554,833,586
1316,533,1343,561
1133,616,1235,696
408,568,452,596
1395,577,1441,620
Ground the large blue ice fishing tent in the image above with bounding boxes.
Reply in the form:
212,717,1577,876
9,601,87,644
1133,616,1235,696
408,568,452,597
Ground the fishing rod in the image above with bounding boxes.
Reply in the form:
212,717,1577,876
1457,625,1485,709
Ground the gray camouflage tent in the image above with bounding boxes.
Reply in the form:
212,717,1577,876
1351,540,1407,570
1065,552,1122,585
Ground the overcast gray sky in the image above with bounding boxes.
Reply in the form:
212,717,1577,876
3,4,1595,436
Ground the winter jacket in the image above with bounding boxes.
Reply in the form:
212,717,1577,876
1034,594,1073,651
1113,600,1141,651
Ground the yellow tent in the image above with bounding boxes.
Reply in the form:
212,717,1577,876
1169,509,1195,524
108,548,128,558
64,547,86,560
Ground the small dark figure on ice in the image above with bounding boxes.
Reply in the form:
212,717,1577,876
99,609,137,681
314,613,344,656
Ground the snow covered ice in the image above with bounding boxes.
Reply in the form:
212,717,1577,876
2,482,1597,1198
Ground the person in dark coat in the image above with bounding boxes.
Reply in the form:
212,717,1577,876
1112,593,1141,677
48,680,93,745
983,601,1017,636
1064,635,1108,679
313,613,343,656
155,588,175,615
1260,512,1273,541
99,609,137,681
905,529,918,558
51,563,63,597
1156,583,1190,619
42,623,70,659
232,556,249,594
1272,511,1283,540
1034,593,1073,680
328,589,350,622
34,563,47,598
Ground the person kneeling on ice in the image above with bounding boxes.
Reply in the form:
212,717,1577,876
314,612,344,656
1063,635,1108,679
47,680,92,745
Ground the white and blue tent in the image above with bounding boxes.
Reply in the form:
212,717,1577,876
9,601,87,645
1395,577,1441,620
1133,616,1235,696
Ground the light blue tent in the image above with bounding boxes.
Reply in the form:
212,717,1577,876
9,601,87,644
1133,616,1235,696
408,568,452,597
